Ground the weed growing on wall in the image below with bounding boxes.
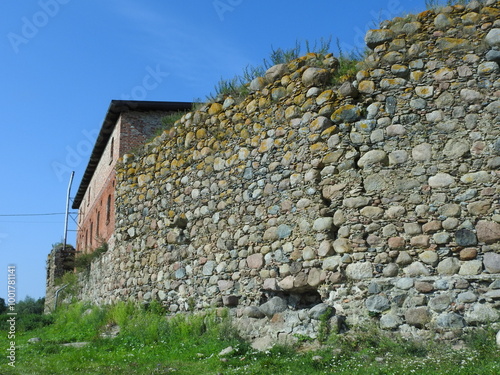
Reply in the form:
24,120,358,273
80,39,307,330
54,270,77,288
74,242,108,272
332,38,364,84
51,270,79,307
208,37,336,102
158,110,189,132
207,36,365,102
317,307,334,343
264,40,303,66
211,76,246,100
425,0,473,9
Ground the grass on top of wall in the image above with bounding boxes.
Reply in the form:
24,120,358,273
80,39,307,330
74,242,109,272
425,0,474,9
207,36,362,102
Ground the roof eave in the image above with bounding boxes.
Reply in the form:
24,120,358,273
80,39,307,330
71,100,192,209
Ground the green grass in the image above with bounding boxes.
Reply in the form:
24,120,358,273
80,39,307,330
1,301,499,374
132,109,191,149
207,37,341,102
74,242,108,272
425,0,472,9
156,110,189,135
207,36,364,102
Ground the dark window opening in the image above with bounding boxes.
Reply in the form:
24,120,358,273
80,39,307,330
96,212,100,238
90,222,93,247
106,195,111,224
110,137,114,163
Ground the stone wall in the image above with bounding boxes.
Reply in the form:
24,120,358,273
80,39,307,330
75,1,500,345
45,244,75,313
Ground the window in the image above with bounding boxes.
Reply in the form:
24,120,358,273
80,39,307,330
90,222,93,246
96,212,100,238
106,194,111,224
109,137,114,163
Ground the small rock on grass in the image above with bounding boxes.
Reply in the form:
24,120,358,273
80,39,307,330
219,346,234,356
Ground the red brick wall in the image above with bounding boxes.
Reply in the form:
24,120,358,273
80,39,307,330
75,114,121,252
119,111,170,155
75,110,172,253
76,173,115,252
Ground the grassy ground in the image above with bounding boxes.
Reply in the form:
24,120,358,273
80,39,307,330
1,301,499,375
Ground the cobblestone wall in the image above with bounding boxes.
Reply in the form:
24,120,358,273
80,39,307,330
75,0,500,345
45,244,75,313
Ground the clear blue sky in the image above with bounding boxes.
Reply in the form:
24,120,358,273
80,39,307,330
0,0,429,302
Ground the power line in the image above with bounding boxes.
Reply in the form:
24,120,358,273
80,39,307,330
0,221,63,224
0,213,78,217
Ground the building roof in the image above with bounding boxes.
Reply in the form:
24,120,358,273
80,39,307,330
72,100,192,209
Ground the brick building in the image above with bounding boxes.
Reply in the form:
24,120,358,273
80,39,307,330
72,100,192,253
